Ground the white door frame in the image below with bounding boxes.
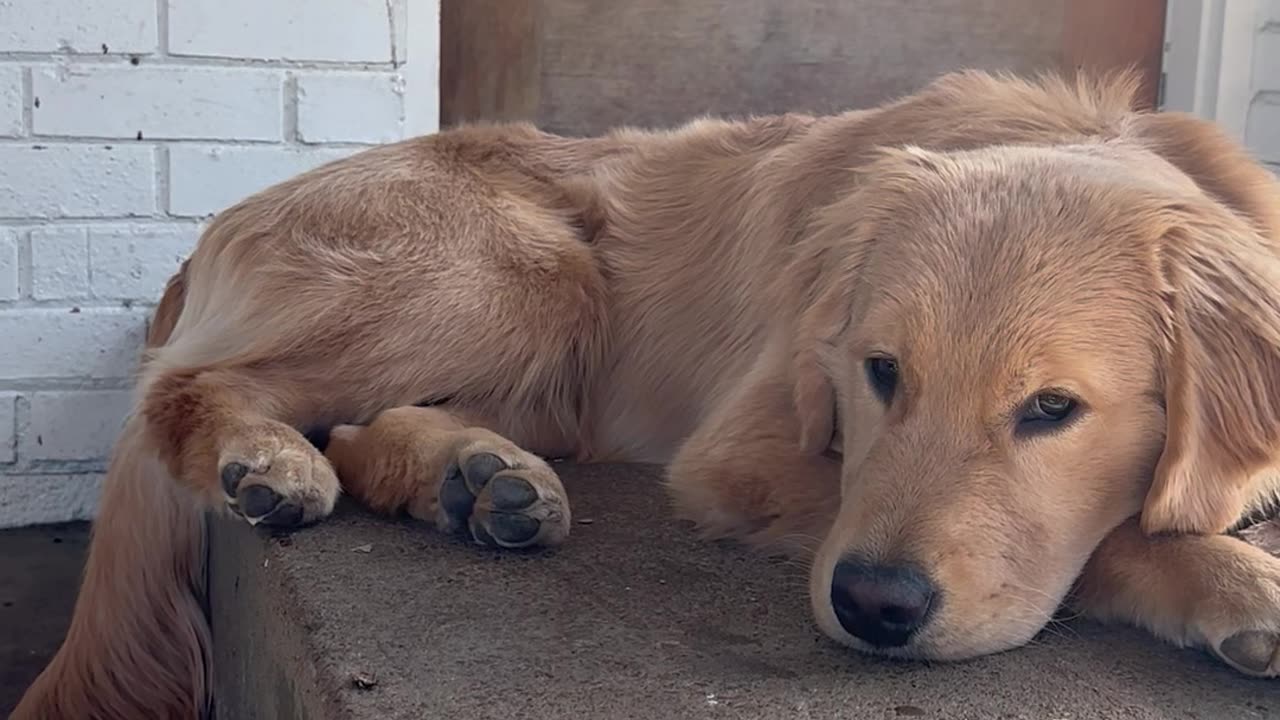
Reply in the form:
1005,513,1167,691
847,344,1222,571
1160,0,1261,142
404,0,441,136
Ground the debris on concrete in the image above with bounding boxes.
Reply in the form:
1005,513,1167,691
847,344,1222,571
350,671,378,691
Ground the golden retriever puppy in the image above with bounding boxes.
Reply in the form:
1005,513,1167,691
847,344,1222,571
14,69,1280,720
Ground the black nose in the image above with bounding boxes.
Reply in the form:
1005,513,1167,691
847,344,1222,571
830,559,936,648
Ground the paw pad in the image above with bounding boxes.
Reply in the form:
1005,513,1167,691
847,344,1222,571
1215,631,1280,677
436,449,568,549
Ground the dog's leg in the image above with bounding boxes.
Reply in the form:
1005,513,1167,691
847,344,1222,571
143,367,341,527
666,363,840,554
321,406,571,548
1070,518,1280,678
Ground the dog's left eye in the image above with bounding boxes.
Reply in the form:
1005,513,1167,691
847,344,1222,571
865,356,899,403
1017,392,1078,432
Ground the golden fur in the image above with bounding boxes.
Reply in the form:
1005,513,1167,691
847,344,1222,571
14,69,1280,719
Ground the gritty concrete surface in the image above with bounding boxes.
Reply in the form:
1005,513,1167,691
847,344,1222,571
0,521,90,717
210,463,1279,720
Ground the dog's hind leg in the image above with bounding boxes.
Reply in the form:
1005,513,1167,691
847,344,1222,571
142,366,344,528
321,405,571,548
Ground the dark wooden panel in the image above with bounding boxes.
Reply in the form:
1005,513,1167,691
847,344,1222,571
439,0,544,127
439,0,1169,135
533,0,1072,135
1062,0,1167,109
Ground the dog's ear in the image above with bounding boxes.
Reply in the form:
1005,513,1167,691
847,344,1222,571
788,147,942,456
789,236,860,457
793,337,838,456
1142,205,1280,535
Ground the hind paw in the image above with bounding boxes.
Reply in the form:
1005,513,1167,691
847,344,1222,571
435,444,570,549
218,420,340,529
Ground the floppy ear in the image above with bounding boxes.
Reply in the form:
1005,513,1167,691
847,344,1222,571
793,308,840,456
1142,206,1280,535
788,229,857,456
788,147,943,455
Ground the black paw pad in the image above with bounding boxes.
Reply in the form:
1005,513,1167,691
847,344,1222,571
239,484,282,518
260,501,305,528
470,521,497,547
489,475,538,511
221,462,250,496
440,463,477,519
489,513,541,545
463,453,506,489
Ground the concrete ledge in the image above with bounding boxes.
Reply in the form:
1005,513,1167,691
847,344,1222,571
210,463,1277,720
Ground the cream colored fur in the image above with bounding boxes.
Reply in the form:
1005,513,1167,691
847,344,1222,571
14,69,1280,719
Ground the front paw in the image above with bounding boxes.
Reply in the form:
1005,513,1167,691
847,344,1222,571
1193,542,1280,678
1214,631,1280,677
436,443,570,549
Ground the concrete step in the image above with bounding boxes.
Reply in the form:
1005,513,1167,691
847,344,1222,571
208,463,1277,720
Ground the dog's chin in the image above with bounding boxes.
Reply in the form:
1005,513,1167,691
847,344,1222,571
812,603,1054,664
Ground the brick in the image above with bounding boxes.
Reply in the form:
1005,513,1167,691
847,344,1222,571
89,225,199,300
0,66,22,137
22,390,133,461
1245,94,1280,164
0,392,16,463
0,0,156,53
0,307,148,380
30,227,90,300
170,0,393,62
168,145,357,217
297,72,404,144
0,144,156,218
0,474,104,528
0,230,18,300
32,66,284,141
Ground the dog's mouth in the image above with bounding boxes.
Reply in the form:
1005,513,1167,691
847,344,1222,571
811,548,1075,663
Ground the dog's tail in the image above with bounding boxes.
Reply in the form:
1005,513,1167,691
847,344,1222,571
11,267,213,720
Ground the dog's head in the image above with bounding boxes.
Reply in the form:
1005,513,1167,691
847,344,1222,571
790,117,1280,660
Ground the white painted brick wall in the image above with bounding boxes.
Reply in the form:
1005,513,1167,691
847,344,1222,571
23,390,135,461
0,145,158,218
168,145,357,217
297,72,407,143
0,231,18,300
0,67,21,137
0,0,157,54
32,66,285,141
0,393,16,463
1245,2,1280,169
169,0,400,63
0,0,434,528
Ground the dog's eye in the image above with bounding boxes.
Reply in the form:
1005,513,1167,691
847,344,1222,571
1016,392,1079,435
865,356,899,403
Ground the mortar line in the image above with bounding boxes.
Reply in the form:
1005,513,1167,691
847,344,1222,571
0,53,397,71
16,228,32,301
20,67,32,136
156,0,170,56
284,72,299,144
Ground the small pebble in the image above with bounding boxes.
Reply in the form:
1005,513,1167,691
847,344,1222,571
351,671,378,690
576,518,595,525
351,544,373,553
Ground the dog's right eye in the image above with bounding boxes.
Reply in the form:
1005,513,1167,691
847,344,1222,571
865,356,899,403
